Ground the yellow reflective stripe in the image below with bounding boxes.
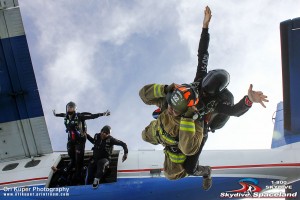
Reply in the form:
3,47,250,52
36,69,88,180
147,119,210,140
180,127,195,132
180,120,195,126
158,129,177,145
153,84,163,97
180,120,195,133
165,150,186,164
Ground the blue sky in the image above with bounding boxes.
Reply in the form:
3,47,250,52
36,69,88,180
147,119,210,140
19,0,300,151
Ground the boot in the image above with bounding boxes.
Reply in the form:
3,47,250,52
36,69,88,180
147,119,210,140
193,165,212,190
92,178,100,189
202,166,212,191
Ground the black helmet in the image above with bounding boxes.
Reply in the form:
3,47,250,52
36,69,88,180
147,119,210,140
66,101,77,114
166,84,199,114
202,69,230,96
101,125,111,134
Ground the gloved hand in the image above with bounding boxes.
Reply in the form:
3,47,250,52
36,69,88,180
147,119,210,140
52,109,56,116
165,83,179,94
182,106,197,119
122,153,128,162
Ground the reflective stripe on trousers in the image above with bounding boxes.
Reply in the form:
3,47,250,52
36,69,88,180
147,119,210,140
164,149,186,164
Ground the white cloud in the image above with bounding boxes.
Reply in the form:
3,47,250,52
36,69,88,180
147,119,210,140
19,0,300,152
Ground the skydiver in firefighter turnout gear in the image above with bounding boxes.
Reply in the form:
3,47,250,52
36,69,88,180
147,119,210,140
152,6,269,183
52,101,110,184
139,83,212,191
86,125,128,189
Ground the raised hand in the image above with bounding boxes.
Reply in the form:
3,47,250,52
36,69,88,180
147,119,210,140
103,110,110,116
247,84,269,108
203,6,212,28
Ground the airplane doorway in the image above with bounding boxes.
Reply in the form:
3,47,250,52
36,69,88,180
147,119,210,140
48,150,120,187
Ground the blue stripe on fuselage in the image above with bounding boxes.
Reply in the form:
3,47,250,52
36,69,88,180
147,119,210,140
0,35,44,123
0,177,284,200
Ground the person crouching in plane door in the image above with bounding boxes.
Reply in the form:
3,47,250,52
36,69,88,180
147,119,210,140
86,125,128,189
139,83,212,191
184,6,269,173
53,101,110,185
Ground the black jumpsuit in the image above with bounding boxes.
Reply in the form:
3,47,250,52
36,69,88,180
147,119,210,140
55,112,105,184
85,133,128,184
183,28,253,175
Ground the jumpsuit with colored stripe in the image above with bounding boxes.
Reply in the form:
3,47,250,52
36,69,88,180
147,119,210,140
139,84,204,180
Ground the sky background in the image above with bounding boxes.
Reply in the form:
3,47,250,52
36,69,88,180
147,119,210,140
18,0,300,152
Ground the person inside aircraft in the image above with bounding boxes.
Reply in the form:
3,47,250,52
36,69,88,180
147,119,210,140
86,125,128,189
139,83,212,190
53,101,110,185
50,165,74,187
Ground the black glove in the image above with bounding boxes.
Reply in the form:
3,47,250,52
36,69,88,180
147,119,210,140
165,83,178,94
122,153,128,162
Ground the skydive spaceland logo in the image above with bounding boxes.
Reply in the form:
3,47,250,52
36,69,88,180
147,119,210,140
220,178,262,198
220,178,298,198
